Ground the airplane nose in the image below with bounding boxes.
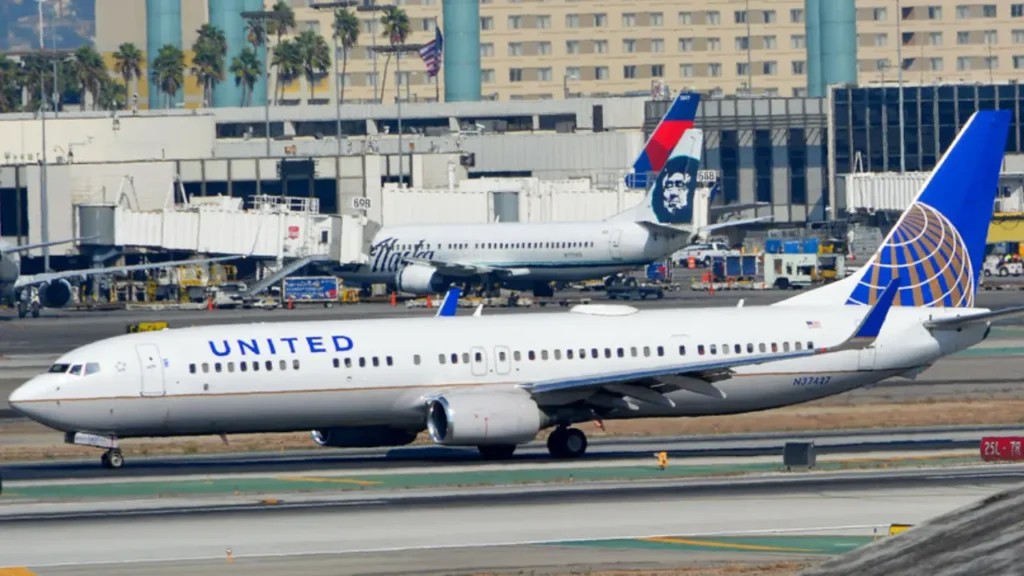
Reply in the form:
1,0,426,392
8,379,42,415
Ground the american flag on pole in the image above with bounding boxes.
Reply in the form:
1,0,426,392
806,320,821,329
419,26,443,77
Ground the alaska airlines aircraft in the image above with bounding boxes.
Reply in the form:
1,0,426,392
0,239,236,319
340,129,766,298
8,110,1018,470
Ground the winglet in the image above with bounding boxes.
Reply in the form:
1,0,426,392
435,287,461,317
472,303,483,317
832,277,901,352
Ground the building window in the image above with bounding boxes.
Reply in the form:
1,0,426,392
623,39,637,53
763,10,776,23
651,64,664,76
735,10,747,23
537,15,551,29
929,31,943,45
508,15,521,29
566,14,579,28
679,11,692,25
480,43,494,57
565,66,580,80
510,68,523,82
1014,55,1024,68
622,13,636,26
708,62,721,76
594,13,607,27
679,37,694,51
1014,30,1024,43
763,35,777,49
595,66,609,80
957,56,972,70
509,42,522,56
930,57,943,71
706,11,720,25
929,6,943,19
651,12,664,26
790,8,804,23
707,37,721,50
595,40,608,53
791,34,805,49
624,65,637,78
539,41,552,55
873,7,887,20
984,30,997,44
983,5,997,17
957,31,969,44
985,56,998,69
538,67,552,81
566,40,579,54
680,63,694,77
480,16,493,30
481,69,495,83
874,33,887,46
737,62,749,76
791,60,805,75
1014,4,1024,18
736,37,749,50
957,5,970,18
651,38,664,52
763,61,777,75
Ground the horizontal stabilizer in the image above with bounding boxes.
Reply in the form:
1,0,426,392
830,276,901,351
923,304,1024,329
701,215,774,234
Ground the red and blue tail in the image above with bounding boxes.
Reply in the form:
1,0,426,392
625,92,701,189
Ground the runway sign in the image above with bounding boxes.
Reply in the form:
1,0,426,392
980,437,1024,461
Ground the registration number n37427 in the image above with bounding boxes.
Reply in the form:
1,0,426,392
792,375,832,387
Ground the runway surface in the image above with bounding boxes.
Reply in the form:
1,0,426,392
0,425,1011,481
0,467,1017,575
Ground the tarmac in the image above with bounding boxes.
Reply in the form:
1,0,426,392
0,464,1017,575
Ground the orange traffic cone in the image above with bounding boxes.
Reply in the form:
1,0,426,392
426,294,433,308
390,292,396,306
207,297,213,311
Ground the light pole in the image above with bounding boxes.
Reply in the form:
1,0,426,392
357,3,392,103
896,0,905,173
311,1,360,156
371,43,426,187
241,10,289,158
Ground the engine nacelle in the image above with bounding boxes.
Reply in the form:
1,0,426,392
310,426,418,448
426,392,544,446
38,279,73,309
395,263,446,295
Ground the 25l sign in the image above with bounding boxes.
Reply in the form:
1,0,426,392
351,197,373,211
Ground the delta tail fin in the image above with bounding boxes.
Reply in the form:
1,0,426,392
776,109,1011,309
625,92,700,189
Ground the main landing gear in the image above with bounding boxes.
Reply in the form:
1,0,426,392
64,432,124,469
547,427,588,459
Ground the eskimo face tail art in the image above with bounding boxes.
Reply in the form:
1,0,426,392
648,128,703,225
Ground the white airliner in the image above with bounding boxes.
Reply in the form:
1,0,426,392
0,239,236,319
338,128,768,298
8,110,1020,470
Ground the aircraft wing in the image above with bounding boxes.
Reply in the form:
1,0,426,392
13,255,241,291
522,277,901,407
402,256,530,278
700,215,774,233
923,305,1024,329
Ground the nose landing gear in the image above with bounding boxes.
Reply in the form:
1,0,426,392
100,449,124,469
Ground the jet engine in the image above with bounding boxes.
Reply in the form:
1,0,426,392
310,426,418,448
395,263,446,294
38,279,73,309
426,392,545,446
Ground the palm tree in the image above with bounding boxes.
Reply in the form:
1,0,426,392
0,55,23,113
72,45,106,110
97,77,127,110
266,1,295,47
192,24,227,107
378,7,410,102
271,39,302,101
332,7,359,105
150,44,185,108
112,42,143,99
230,48,261,107
296,30,330,103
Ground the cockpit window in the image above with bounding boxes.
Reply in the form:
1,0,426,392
85,363,101,375
47,363,70,373
69,364,83,376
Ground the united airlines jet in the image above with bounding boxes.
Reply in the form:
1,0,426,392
340,127,766,298
8,111,1019,470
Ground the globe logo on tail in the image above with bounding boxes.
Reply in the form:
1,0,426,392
847,202,974,308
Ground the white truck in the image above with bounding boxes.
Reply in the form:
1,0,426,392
674,242,738,267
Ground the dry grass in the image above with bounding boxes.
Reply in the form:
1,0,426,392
2,398,1022,462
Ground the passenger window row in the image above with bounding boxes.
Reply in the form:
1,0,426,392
436,351,484,365
332,356,394,368
518,345,666,361
695,341,813,356
189,359,300,374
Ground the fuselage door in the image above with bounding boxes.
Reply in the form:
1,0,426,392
494,345,512,375
608,229,623,260
470,346,488,376
135,343,166,397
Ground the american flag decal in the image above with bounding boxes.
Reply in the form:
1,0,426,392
806,320,821,329
419,27,443,77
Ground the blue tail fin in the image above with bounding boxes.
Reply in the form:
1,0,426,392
777,110,1010,309
644,128,704,225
